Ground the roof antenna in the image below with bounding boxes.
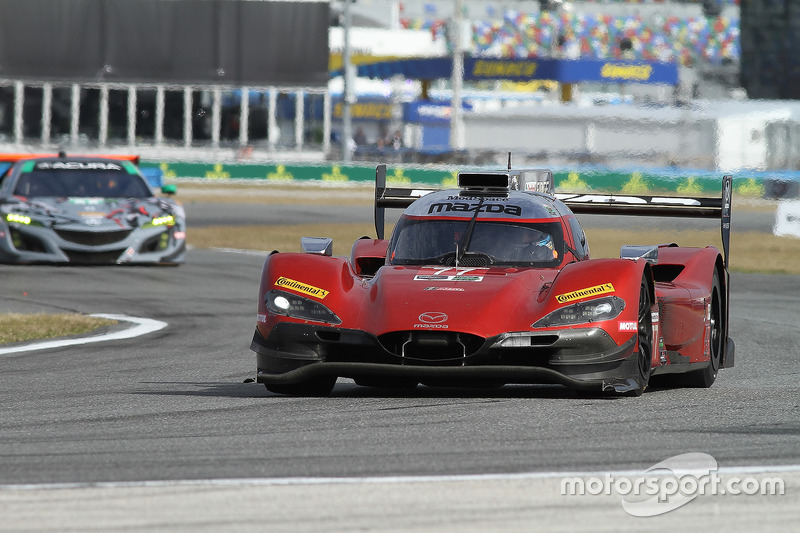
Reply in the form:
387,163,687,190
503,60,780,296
507,152,512,170
58,150,66,158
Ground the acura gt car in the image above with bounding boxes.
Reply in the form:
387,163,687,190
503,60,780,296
0,153,185,265
251,165,734,396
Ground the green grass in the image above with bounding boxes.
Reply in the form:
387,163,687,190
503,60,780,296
0,313,117,345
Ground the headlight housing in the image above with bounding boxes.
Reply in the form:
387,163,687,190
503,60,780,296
265,289,341,325
532,296,626,328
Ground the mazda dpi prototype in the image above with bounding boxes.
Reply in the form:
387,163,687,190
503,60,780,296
0,154,185,265
251,165,734,396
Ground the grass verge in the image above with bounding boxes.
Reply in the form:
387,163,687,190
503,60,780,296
0,313,117,345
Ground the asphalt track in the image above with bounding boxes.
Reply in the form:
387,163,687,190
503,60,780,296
0,201,798,531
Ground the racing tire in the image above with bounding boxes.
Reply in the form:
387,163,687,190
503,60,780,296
626,275,653,397
682,271,723,388
264,375,337,396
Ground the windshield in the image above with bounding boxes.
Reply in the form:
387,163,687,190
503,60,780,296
13,169,152,198
388,217,564,267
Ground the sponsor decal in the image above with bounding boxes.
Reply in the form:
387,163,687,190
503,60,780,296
423,286,465,292
36,161,122,171
69,198,104,205
472,59,537,78
275,276,329,299
414,267,487,282
427,201,522,217
414,311,449,329
257,313,268,324
445,195,508,201
173,231,186,240
332,101,392,120
600,63,653,81
618,321,638,332
556,283,615,303
79,211,104,218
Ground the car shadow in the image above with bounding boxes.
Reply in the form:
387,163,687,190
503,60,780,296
135,379,631,400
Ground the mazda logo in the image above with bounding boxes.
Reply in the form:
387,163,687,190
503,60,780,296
419,312,448,324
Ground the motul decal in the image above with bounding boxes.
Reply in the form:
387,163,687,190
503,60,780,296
275,276,329,299
414,267,487,282
427,201,522,216
618,321,637,332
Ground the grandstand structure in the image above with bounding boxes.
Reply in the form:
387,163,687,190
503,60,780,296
4,0,798,172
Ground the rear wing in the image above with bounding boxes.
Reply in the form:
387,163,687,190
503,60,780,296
556,176,732,270
374,164,733,270
0,153,140,164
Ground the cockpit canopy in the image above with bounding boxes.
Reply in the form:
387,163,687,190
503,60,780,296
388,216,564,268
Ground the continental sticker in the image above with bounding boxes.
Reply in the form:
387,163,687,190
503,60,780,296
275,276,329,299
556,283,615,303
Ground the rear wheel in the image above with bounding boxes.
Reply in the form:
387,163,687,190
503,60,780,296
627,275,653,397
264,375,336,396
683,271,722,388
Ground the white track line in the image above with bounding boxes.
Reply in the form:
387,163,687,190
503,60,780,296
0,314,167,355
3,464,800,491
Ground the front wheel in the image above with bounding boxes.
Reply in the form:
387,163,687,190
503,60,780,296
264,375,337,396
626,275,653,397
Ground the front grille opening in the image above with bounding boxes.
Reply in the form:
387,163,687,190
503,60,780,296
316,330,341,342
530,335,559,346
10,228,46,252
378,331,485,362
55,228,132,246
140,231,169,253
65,250,124,264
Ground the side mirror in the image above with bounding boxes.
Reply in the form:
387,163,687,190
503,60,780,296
161,184,177,196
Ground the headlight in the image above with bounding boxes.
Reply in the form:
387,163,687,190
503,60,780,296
6,213,31,225
532,296,625,328
265,289,341,325
149,215,175,227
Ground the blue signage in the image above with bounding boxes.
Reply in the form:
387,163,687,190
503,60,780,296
356,57,678,85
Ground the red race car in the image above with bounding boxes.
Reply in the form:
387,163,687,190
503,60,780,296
251,164,734,396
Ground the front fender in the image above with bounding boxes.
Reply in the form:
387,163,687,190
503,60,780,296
256,251,362,334
536,258,652,343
